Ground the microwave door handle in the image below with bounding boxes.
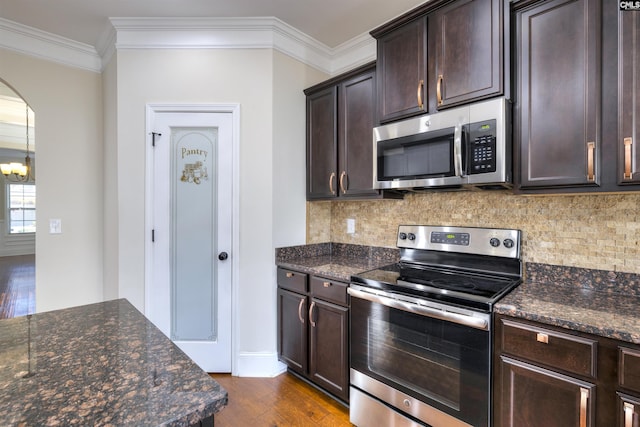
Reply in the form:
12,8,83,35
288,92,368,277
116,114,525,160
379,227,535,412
454,125,464,177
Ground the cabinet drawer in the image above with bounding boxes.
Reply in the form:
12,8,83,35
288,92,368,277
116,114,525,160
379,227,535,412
619,346,640,393
277,268,307,293
500,319,597,378
310,276,348,305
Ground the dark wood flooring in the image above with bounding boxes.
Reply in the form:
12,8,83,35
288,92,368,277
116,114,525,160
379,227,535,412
0,254,35,319
210,373,352,426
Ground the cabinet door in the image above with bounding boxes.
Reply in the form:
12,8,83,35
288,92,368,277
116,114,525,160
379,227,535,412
376,16,428,123
432,0,501,109
277,288,307,375
498,356,595,427
308,298,349,402
618,10,640,184
515,0,601,189
306,86,337,199
338,68,378,198
618,393,640,427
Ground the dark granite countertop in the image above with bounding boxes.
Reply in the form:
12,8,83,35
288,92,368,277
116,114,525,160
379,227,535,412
495,263,640,345
0,299,228,426
275,242,399,282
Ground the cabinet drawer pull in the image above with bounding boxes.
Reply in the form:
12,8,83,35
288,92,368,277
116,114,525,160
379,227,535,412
624,402,635,427
297,298,305,324
339,171,347,194
579,387,589,427
624,137,633,180
309,301,316,328
329,172,336,195
417,79,424,110
436,74,444,106
323,281,331,288
286,272,294,278
536,332,549,344
587,141,595,182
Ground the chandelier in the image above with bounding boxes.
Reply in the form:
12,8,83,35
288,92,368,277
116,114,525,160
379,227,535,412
1,104,34,182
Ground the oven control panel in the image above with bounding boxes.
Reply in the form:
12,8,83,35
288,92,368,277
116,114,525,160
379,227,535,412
397,225,521,259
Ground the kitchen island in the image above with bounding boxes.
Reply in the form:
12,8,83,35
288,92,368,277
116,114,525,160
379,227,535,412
0,298,227,426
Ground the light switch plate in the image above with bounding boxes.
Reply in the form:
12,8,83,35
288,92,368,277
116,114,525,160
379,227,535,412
49,219,62,234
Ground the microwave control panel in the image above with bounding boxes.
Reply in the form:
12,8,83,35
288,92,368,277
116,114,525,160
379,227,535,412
466,119,497,174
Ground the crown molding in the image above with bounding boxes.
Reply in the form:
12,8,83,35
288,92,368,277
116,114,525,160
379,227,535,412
1,16,375,76
0,17,102,73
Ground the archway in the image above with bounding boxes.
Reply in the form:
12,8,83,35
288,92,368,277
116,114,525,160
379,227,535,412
0,78,36,318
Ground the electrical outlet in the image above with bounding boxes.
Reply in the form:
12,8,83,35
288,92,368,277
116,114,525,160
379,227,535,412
347,218,355,234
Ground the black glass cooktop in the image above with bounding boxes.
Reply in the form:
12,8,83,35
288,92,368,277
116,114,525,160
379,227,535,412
350,262,521,311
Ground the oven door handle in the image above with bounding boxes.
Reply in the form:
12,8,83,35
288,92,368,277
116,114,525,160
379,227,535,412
348,287,489,331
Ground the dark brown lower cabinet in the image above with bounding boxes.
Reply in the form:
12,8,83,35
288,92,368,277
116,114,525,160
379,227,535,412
617,393,640,427
494,314,629,427
276,268,349,403
277,287,307,375
499,356,595,426
308,298,349,400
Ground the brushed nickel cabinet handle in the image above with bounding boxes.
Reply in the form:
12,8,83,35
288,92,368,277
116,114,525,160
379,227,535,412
437,74,444,106
286,272,294,278
323,281,331,288
329,172,336,195
309,301,316,328
587,142,595,182
339,171,347,194
623,402,634,427
579,387,589,427
624,137,633,180
417,80,424,110
536,332,549,344
297,298,305,324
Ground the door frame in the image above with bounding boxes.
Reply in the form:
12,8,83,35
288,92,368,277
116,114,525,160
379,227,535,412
144,103,240,374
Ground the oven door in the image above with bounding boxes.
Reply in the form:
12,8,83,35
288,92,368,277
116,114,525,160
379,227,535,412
348,285,491,427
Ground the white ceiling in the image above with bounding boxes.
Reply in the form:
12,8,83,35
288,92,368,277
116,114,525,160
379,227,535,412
0,0,426,49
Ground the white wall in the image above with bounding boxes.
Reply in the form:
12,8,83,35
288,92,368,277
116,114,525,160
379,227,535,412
113,48,321,375
0,47,104,312
1,43,328,376
102,55,119,301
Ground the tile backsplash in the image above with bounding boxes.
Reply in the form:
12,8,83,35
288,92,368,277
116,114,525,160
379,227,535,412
307,191,640,274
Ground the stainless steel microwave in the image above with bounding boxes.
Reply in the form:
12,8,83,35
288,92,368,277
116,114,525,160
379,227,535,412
373,97,512,191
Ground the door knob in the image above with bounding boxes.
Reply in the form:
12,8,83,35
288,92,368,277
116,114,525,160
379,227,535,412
218,252,228,261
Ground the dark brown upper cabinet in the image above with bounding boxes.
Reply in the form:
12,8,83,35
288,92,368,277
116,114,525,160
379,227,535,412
373,16,429,123
305,63,401,200
430,0,503,109
371,0,504,124
513,0,640,194
514,0,601,190
618,10,640,185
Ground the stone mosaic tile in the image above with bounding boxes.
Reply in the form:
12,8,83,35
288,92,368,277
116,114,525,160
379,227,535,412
307,192,640,275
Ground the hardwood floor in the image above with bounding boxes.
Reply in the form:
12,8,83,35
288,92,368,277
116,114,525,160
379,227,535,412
0,254,35,319
210,372,352,426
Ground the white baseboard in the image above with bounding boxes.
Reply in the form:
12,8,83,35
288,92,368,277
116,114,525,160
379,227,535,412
235,351,287,377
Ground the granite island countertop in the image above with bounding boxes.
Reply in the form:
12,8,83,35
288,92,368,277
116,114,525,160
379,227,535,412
275,242,399,282
495,263,640,345
0,298,227,426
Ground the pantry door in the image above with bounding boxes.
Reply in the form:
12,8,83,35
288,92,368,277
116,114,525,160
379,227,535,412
145,104,238,372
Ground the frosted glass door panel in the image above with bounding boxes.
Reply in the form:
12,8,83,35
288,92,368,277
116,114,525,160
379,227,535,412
171,127,217,341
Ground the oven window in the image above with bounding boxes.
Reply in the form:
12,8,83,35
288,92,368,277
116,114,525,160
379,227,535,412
368,316,461,409
351,296,490,426
377,128,455,180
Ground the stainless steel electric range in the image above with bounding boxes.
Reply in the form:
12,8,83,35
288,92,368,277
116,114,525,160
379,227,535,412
348,225,522,427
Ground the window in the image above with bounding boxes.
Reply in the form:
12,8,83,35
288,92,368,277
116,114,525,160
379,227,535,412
8,183,35,234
